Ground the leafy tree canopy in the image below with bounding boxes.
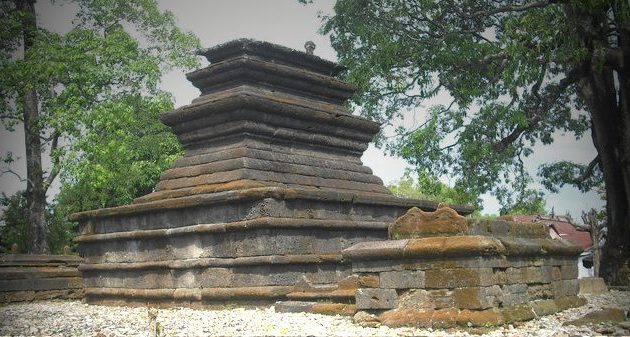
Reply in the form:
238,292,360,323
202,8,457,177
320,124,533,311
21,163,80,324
322,0,603,209
0,0,200,252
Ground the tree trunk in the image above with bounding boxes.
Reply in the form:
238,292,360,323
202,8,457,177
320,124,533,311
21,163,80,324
570,3,630,287
579,74,630,286
16,0,49,254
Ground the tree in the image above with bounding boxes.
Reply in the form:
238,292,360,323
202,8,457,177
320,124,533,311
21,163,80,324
387,169,482,211
0,0,199,253
323,0,630,285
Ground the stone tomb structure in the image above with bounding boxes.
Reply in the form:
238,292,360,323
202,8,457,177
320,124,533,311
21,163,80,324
71,40,584,326
341,207,585,327
71,39,473,306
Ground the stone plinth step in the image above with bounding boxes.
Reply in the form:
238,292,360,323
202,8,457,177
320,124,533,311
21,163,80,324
286,289,355,301
286,275,379,302
274,301,356,316
579,277,609,294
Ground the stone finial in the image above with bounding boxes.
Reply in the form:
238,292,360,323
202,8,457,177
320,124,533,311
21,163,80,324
304,41,316,55
10,243,18,254
388,207,468,239
63,245,72,255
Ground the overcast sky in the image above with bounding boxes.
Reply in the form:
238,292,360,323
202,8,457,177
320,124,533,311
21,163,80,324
0,0,604,220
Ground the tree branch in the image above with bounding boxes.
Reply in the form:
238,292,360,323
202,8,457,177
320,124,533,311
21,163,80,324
575,154,600,188
0,168,26,183
0,114,21,120
492,64,584,153
469,1,558,18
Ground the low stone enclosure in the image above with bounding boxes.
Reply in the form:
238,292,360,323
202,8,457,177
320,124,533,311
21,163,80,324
68,39,585,327
0,254,83,303
340,207,586,327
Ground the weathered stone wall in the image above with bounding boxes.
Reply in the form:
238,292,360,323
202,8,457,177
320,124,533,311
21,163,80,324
340,207,586,327
0,254,83,303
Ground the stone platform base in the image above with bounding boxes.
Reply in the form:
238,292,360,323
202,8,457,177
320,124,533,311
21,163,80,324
0,254,83,303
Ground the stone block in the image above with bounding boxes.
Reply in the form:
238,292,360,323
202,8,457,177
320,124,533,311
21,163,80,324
522,267,544,283
530,299,559,316
342,240,407,261
492,268,508,284
506,267,523,284
579,277,608,294
453,286,502,309
352,260,404,273
502,283,527,294
506,266,545,284
541,265,554,282
379,308,434,327
357,274,380,288
335,274,380,290
551,266,562,280
527,284,553,300
498,237,543,256
563,308,626,326
312,303,357,316
555,295,587,310
429,289,454,309
425,268,494,288
502,293,529,306
353,311,381,327
502,304,536,323
552,279,579,298
356,288,398,309
274,301,315,313
397,290,435,310
456,308,505,327
431,308,458,328
380,270,425,289
565,279,579,296
353,257,507,273
455,257,509,269
561,264,578,280
0,277,82,292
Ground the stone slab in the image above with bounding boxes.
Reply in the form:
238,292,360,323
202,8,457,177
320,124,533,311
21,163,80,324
355,288,398,310
380,270,425,289
274,301,316,313
579,277,608,294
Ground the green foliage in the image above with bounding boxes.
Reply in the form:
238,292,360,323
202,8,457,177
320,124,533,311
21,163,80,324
0,191,74,254
387,169,482,211
0,0,200,249
60,93,182,210
0,192,28,253
322,0,608,210
498,189,547,216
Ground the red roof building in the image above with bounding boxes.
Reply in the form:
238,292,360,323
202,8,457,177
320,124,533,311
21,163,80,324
511,214,593,251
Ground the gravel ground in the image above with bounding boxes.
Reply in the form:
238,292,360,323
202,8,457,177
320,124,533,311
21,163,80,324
0,291,629,336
